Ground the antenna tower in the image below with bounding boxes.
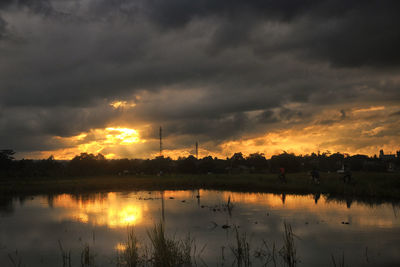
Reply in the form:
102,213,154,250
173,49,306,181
195,141,198,159
159,126,163,157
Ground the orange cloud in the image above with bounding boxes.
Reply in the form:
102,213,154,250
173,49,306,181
110,101,136,109
36,127,144,159
22,104,400,160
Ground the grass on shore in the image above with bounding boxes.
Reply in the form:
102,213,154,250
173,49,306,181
0,172,399,201
102,222,293,267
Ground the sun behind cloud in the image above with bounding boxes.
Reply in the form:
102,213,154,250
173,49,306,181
105,127,140,145
39,127,144,159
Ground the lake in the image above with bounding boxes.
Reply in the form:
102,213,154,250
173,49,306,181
1,190,399,266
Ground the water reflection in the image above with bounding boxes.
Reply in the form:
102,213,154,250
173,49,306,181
49,193,144,227
15,190,396,231
0,196,14,215
1,190,399,266
314,193,320,204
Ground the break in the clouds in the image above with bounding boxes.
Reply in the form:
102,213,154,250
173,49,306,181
0,0,399,159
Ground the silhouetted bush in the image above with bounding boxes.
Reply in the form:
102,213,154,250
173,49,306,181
270,152,301,173
1,149,399,178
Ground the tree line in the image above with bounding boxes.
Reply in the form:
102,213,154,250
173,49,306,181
0,149,398,178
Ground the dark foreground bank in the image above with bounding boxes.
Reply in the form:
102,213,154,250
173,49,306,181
1,172,399,201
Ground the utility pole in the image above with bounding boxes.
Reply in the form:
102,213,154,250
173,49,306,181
195,141,198,159
159,126,163,157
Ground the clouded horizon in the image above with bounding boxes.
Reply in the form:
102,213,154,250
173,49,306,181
1,0,399,159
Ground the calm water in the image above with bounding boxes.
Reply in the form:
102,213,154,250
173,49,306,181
1,190,399,266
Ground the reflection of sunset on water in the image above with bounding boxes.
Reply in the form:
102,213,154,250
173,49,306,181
115,243,127,251
31,191,399,230
163,190,195,199
3,190,399,267
49,193,145,228
219,191,399,228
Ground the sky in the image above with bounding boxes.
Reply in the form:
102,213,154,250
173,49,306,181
0,0,399,159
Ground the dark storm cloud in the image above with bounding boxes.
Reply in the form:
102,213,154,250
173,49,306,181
164,112,252,142
0,16,6,38
0,0,53,13
0,104,118,151
138,0,400,67
0,0,399,156
257,110,278,124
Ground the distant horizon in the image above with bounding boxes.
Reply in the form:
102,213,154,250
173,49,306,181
10,148,400,161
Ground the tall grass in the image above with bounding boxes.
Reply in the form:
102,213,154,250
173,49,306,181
58,240,72,267
230,224,297,267
230,227,251,267
147,222,193,267
81,243,95,267
115,223,200,267
331,252,346,267
254,240,278,267
117,228,141,267
280,223,298,267
8,250,23,267
7,221,367,267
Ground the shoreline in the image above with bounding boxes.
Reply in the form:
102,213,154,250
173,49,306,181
1,172,399,203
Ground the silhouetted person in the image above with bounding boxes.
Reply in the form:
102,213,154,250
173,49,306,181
278,167,286,183
281,193,286,204
311,167,320,184
343,165,352,184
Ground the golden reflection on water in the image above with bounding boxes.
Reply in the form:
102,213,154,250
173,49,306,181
115,243,127,251
221,191,398,228
163,190,194,199
38,190,399,229
50,193,145,228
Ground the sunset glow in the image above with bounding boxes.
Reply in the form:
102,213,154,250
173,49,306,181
105,128,140,145
1,0,399,162
37,127,144,159
51,193,145,228
36,191,400,229
110,101,136,109
15,101,398,160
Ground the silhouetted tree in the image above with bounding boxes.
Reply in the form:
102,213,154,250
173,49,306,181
246,153,268,173
68,153,108,176
349,154,369,171
1,149,397,178
152,156,174,174
270,152,301,173
198,156,216,174
0,149,15,171
177,155,198,173
230,152,245,168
